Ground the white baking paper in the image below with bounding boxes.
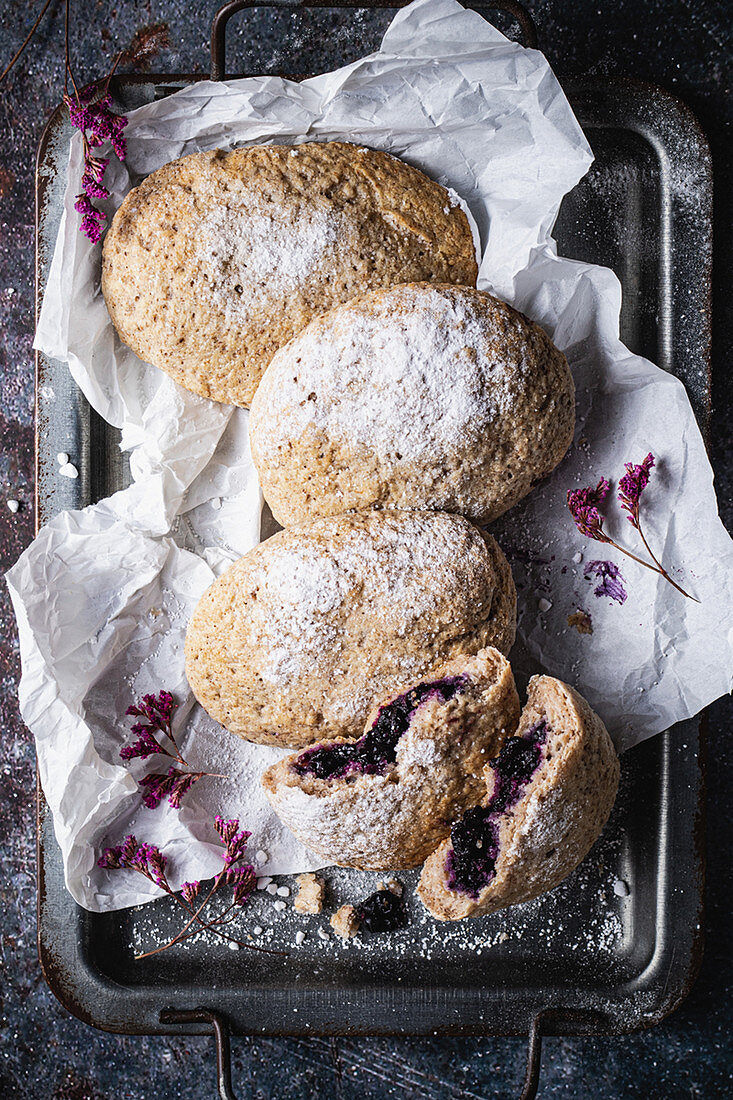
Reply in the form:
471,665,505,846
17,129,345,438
8,0,733,911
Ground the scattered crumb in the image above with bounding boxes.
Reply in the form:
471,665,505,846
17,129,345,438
56,452,69,465
228,941,240,951
273,899,287,912
294,873,325,914
254,849,268,866
6,499,19,513
497,931,509,943
378,877,403,897
256,876,272,890
211,497,222,510
253,925,264,935
538,597,552,612
276,885,290,898
317,927,330,941
330,904,361,940
58,461,79,479
613,879,630,897
572,551,583,564
568,609,593,635
266,883,278,895
295,930,306,945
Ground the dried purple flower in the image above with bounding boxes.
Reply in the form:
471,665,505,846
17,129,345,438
121,690,182,764
119,690,227,809
567,457,697,602
214,816,240,845
97,834,168,887
120,726,166,762
139,766,206,810
618,453,655,520
97,819,281,960
567,479,611,542
226,865,257,906
585,560,628,604
181,880,200,905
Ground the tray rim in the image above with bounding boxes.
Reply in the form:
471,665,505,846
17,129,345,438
33,71,710,1042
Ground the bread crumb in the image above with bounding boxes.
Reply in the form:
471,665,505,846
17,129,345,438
378,877,403,897
294,873,325,914
330,904,361,940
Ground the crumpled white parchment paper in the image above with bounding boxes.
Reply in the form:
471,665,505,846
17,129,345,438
8,0,732,911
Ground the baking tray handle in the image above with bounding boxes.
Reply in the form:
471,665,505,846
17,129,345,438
160,1006,600,1100
210,0,539,81
161,1010,237,1100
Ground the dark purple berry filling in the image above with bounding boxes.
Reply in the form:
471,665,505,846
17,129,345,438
446,719,549,898
356,888,405,932
292,675,468,781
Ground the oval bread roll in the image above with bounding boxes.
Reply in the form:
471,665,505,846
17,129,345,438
102,143,478,407
184,510,516,748
249,283,575,525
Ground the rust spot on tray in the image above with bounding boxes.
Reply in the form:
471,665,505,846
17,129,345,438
120,23,171,71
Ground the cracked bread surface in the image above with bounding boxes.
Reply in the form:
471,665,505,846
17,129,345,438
184,510,516,748
418,676,619,920
262,648,520,869
101,142,478,408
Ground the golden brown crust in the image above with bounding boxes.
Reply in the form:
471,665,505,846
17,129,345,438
250,284,575,525
101,143,478,407
418,676,619,920
261,648,520,869
184,510,516,748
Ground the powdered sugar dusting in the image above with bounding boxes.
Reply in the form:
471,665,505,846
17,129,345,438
256,514,486,692
261,285,530,461
259,547,348,686
197,203,348,315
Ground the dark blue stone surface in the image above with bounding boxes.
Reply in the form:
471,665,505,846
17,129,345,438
0,2,730,1096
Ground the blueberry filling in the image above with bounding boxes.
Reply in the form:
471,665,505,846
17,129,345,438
446,719,549,898
292,675,468,781
356,888,405,932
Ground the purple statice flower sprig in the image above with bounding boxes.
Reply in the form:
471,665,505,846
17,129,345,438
122,690,182,763
64,74,129,243
0,1,138,242
567,453,698,602
120,690,227,810
98,820,284,960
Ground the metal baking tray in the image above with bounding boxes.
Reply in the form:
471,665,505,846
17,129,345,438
34,2,711,1096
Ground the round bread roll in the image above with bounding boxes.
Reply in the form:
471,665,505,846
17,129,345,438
249,283,575,526
101,143,478,408
262,648,520,869
418,676,619,921
184,510,516,748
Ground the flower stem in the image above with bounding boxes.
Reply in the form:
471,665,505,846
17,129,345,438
606,535,698,602
0,0,55,85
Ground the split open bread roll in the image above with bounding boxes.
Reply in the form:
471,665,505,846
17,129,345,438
101,142,477,407
261,648,520,870
418,675,619,920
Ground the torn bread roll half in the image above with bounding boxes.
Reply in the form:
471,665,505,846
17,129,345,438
261,648,520,870
418,676,619,920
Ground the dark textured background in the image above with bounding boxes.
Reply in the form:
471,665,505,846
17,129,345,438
0,1,730,1097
